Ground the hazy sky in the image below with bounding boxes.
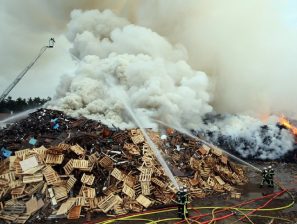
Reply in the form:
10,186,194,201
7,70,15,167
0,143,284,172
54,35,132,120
0,0,131,99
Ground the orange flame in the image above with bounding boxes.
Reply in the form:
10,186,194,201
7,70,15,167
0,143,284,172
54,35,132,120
279,115,297,136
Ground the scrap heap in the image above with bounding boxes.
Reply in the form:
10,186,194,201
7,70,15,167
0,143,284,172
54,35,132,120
0,109,247,223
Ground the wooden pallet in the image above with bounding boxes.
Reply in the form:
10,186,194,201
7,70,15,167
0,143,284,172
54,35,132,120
43,166,60,185
80,186,96,198
99,156,113,169
136,194,152,208
66,175,77,193
24,181,44,195
63,159,74,175
70,144,85,155
72,159,89,169
151,178,166,188
22,173,43,184
98,193,123,213
53,186,68,202
123,143,140,155
88,152,100,165
122,184,135,199
111,168,124,181
56,198,76,215
45,154,64,164
140,181,150,195
75,196,86,206
81,173,95,186
123,175,136,188
15,149,30,159
139,168,153,182
130,129,145,145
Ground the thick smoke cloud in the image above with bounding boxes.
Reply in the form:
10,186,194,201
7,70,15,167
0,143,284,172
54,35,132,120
50,10,212,129
1,0,296,159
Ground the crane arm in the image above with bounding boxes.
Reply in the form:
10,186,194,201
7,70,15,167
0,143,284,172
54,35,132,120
0,38,55,102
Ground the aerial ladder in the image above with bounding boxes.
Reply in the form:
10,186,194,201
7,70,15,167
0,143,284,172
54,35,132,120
0,38,55,103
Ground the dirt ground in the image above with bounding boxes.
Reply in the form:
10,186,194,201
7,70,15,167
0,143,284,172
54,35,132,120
41,161,296,224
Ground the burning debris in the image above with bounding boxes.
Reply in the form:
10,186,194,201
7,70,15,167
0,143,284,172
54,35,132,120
0,109,247,223
197,114,297,161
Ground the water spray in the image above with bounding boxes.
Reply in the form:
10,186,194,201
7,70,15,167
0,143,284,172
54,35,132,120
155,119,262,173
106,80,180,190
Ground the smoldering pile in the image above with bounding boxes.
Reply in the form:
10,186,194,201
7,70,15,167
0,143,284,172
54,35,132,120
195,113,297,161
0,109,247,223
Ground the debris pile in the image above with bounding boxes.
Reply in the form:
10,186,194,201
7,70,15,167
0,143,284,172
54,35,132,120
0,109,247,223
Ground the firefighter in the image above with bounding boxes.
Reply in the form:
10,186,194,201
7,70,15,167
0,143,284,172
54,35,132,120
260,167,269,188
176,187,189,219
267,165,275,187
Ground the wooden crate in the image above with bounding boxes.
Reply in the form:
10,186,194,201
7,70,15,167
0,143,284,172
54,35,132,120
136,195,152,208
81,173,95,186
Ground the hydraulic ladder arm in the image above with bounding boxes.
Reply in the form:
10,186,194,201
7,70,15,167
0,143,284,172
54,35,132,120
0,38,55,102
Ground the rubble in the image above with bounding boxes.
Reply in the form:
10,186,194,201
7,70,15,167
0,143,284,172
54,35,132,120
0,109,247,222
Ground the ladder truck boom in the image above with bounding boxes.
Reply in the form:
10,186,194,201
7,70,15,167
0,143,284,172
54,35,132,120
0,38,55,102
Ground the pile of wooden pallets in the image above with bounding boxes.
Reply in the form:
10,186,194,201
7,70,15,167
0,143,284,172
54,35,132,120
0,110,248,223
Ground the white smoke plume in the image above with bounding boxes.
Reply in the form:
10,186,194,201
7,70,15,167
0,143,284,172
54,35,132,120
49,9,212,129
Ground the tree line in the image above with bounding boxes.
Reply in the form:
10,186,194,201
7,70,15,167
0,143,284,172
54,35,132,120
0,97,51,113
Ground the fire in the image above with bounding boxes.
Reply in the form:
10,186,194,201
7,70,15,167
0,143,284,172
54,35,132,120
279,115,297,136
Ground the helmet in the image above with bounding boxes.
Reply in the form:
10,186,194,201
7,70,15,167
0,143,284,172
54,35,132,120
263,167,267,170
268,166,272,169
